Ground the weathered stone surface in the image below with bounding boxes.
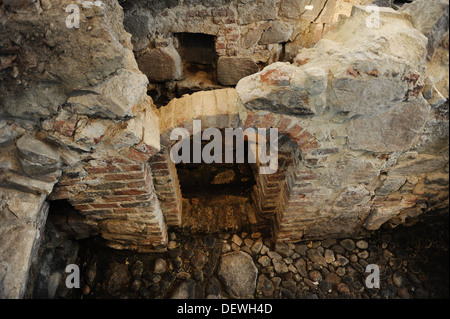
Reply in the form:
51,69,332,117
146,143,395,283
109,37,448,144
16,135,60,167
217,57,259,86
236,62,327,115
347,97,431,153
211,170,236,185
259,21,293,44
376,176,407,196
401,0,449,58
2,172,57,195
137,46,182,82
154,258,168,274
364,194,419,230
237,0,278,24
388,153,448,176
279,0,336,20
103,263,131,295
67,69,149,119
171,280,196,299
0,188,48,299
1,0,135,121
294,5,428,117
123,12,151,52
1,84,67,120
306,249,328,267
217,251,258,298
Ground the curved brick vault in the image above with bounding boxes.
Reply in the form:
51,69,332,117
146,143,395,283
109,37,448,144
152,88,322,243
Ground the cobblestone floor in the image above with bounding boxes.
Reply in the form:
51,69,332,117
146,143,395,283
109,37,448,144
72,213,449,300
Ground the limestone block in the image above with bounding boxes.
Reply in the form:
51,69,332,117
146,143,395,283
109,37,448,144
134,105,161,156
0,187,48,299
401,0,449,58
74,119,111,150
236,62,327,116
67,69,149,119
217,57,259,86
364,194,418,230
347,97,431,153
259,21,293,44
388,154,448,176
137,46,182,82
16,135,60,167
237,0,278,24
217,251,258,298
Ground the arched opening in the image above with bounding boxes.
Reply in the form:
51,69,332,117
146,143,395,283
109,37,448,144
175,130,260,234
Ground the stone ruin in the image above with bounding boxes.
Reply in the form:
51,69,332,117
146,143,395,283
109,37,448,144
0,0,448,298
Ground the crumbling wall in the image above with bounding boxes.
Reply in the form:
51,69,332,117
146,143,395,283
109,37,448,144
0,0,162,298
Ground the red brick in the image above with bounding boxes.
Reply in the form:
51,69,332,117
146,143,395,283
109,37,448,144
102,196,134,202
284,123,303,140
243,111,260,128
301,140,320,153
126,147,150,163
215,42,226,50
107,157,132,165
150,162,169,170
121,164,144,172
57,178,82,186
259,113,279,129
91,203,120,209
73,204,92,211
113,208,135,214
277,116,293,132
113,189,150,196
128,180,148,188
85,165,120,174
149,152,168,163
295,130,314,145
104,171,145,181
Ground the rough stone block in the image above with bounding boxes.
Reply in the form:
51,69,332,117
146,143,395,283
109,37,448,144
67,69,149,119
0,187,48,299
401,0,449,58
16,135,60,167
347,97,431,153
137,46,182,82
236,62,327,116
217,57,259,86
259,21,293,44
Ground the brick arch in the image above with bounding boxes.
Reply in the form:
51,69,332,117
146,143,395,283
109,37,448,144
159,88,241,149
150,88,322,243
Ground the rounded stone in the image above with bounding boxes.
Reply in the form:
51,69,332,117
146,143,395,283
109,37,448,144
154,258,167,274
340,239,356,251
356,240,369,250
325,272,341,285
309,270,322,282
137,47,182,82
217,251,258,298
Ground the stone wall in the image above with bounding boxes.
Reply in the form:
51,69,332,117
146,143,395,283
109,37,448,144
0,0,448,298
121,0,373,91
